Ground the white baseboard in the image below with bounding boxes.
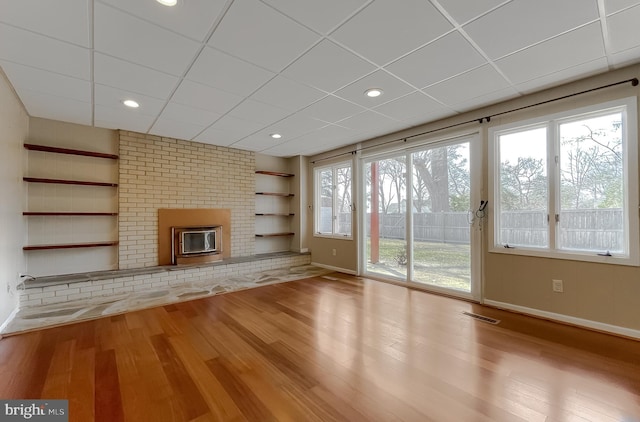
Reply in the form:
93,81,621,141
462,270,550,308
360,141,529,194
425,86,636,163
0,306,20,335
484,299,640,340
310,262,357,275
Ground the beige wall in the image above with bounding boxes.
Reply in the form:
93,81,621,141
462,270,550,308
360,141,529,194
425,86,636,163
0,69,28,327
119,131,255,268
310,236,358,273
309,64,640,333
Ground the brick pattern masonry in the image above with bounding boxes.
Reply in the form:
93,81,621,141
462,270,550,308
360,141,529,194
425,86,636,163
118,131,255,268
19,255,311,307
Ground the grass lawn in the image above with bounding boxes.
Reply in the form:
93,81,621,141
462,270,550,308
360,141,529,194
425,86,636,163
366,238,471,291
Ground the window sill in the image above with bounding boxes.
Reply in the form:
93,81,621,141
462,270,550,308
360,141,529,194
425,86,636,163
313,234,353,240
489,246,639,267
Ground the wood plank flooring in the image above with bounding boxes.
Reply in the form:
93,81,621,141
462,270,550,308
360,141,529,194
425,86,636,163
0,274,639,421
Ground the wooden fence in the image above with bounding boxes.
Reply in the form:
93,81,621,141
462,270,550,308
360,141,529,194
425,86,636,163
360,212,471,244
500,209,624,250
353,208,624,250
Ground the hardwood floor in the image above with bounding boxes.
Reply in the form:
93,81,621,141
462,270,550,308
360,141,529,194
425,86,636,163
0,273,638,421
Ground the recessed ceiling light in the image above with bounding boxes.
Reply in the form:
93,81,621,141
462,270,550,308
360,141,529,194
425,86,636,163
122,99,139,108
270,133,282,139
156,0,178,6
365,88,383,98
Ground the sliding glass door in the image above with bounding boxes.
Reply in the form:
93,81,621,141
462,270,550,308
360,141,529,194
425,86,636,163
364,154,408,281
363,136,480,299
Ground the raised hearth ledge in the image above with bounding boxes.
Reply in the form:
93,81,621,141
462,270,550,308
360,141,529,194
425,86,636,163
21,251,309,289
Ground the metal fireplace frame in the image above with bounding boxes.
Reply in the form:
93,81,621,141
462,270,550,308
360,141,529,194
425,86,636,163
171,225,223,265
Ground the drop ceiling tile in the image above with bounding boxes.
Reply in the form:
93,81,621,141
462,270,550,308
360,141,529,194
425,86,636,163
301,139,356,156
436,0,505,24
282,40,376,92
401,109,454,127
452,87,519,113
515,58,609,93
94,104,155,132
296,124,355,144
607,4,640,53
331,0,452,65
373,91,448,122
263,126,355,156
17,89,91,125
610,45,640,67
297,138,357,156
496,23,605,85
94,2,200,76
250,76,326,111
357,123,409,141
160,102,221,126
604,0,640,14
99,0,226,41
149,118,206,141
334,70,414,108
209,0,320,72
194,115,265,145
94,84,166,116
301,95,366,123
262,0,368,34
249,113,328,143
336,110,401,133
300,125,365,152
231,135,285,152
423,65,512,107
171,80,243,115
386,32,486,89
94,53,179,100
228,99,291,125
259,142,305,157
186,47,275,96
0,61,90,103
464,0,599,59
208,114,265,135
0,0,89,46
0,23,90,79
193,127,238,147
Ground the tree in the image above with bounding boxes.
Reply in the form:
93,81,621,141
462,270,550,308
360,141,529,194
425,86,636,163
500,156,547,210
336,166,352,213
412,145,470,212
413,147,450,212
376,157,406,213
446,145,471,211
318,168,333,208
560,121,622,210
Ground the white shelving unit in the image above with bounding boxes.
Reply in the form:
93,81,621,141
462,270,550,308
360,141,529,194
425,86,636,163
22,121,119,276
255,170,295,254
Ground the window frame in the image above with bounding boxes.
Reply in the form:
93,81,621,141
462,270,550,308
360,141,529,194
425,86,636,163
314,161,353,239
488,96,639,266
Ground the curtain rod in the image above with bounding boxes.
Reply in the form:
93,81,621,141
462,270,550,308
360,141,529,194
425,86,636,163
310,77,638,164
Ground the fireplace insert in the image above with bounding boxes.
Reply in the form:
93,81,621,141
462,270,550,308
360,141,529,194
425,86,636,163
171,226,222,264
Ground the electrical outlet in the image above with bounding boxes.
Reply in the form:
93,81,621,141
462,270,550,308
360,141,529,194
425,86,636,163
552,279,563,293
332,249,336,256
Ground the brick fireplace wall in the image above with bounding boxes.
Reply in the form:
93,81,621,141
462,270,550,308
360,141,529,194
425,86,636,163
118,131,255,268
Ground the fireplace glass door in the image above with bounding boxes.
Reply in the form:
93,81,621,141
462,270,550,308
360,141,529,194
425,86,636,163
182,230,217,254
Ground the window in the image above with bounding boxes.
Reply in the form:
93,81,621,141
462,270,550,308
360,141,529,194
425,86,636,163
489,97,638,265
314,162,352,238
